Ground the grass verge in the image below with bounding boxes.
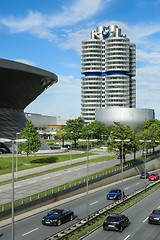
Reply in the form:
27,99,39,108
0,152,98,175
0,154,116,185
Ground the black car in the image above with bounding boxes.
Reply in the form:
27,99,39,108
148,209,160,225
42,208,74,226
64,144,71,149
103,214,130,232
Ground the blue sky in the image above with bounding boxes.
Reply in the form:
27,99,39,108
1,0,160,119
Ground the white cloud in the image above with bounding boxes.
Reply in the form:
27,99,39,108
65,62,80,69
47,74,81,94
25,74,81,116
137,65,160,82
137,49,160,64
59,28,91,52
59,20,160,56
0,0,106,41
14,58,35,66
136,65,160,119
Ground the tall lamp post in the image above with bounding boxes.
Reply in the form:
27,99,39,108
69,131,73,165
115,139,130,199
0,138,27,240
86,132,94,221
139,140,151,184
16,133,20,179
86,136,89,221
155,140,160,157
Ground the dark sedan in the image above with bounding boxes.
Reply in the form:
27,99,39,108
148,209,160,225
42,208,74,226
106,189,124,200
103,214,130,232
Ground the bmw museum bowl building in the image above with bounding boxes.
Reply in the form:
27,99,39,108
0,58,58,149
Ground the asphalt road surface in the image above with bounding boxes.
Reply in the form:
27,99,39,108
0,153,137,205
0,171,160,240
84,188,160,240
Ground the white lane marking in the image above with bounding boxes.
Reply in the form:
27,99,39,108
90,201,98,206
124,187,129,190
55,173,61,176
43,177,50,180
16,190,27,194
14,185,21,188
124,235,130,240
67,170,72,173
143,217,148,222
75,168,81,171
29,181,37,184
22,228,38,236
136,182,139,185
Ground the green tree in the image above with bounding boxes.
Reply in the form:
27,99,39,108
54,126,67,147
138,119,160,154
105,122,136,164
87,120,109,140
65,117,85,147
18,121,41,164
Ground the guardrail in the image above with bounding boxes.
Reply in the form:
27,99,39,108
0,161,134,213
44,180,160,240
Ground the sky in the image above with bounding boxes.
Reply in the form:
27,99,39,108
0,0,160,119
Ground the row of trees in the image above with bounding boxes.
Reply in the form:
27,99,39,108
17,118,160,164
55,117,108,147
55,117,160,163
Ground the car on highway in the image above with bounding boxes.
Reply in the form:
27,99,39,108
140,172,150,179
42,208,74,226
148,173,159,181
117,154,121,159
148,209,160,224
103,214,130,232
100,146,108,149
106,189,124,200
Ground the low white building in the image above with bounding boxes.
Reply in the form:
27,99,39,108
25,113,78,139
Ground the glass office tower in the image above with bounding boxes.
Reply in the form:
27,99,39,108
81,25,136,123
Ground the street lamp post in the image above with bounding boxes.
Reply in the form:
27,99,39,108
69,131,73,165
139,140,151,185
155,140,160,157
0,138,27,240
86,130,94,221
86,136,89,221
16,133,20,179
115,139,130,199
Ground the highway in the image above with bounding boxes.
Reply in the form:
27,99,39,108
0,153,136,205
0,171,160,240
84,188,160,240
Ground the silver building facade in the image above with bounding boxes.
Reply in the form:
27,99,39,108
95,107,155,130
81,25,136,123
